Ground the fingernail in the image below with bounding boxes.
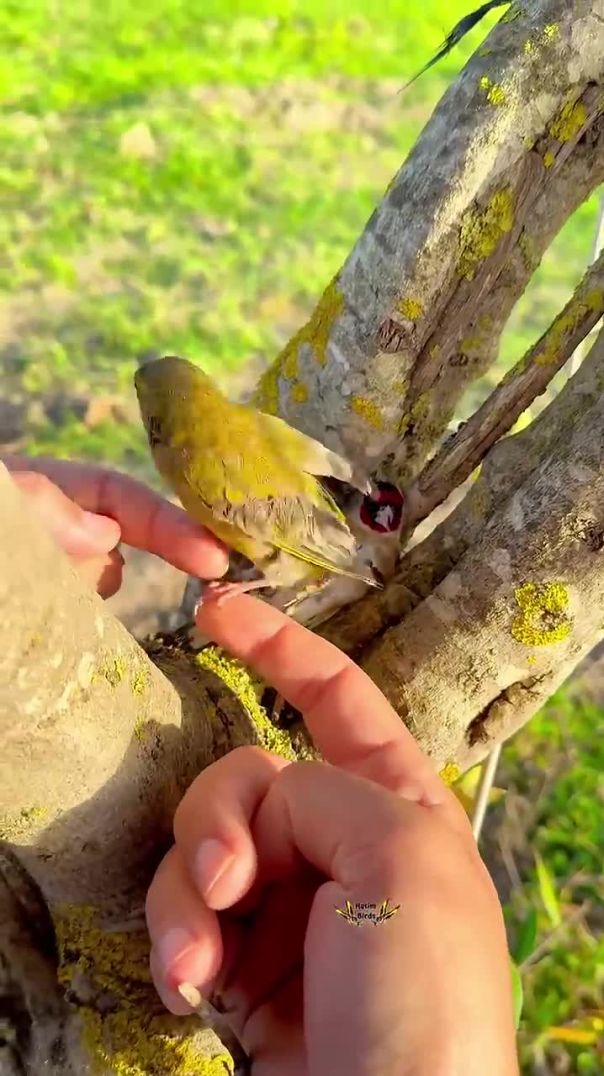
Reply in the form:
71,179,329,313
398,782,444,807
420,788,446,808
194,838,234,901
155,927,197,981
81,510,121,551
396,783,424,803
177,982,203,1009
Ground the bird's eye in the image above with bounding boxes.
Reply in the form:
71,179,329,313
148,415,162,446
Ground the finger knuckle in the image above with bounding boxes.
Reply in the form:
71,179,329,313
228,744,270,767
343,807,453,887
173,743,275,839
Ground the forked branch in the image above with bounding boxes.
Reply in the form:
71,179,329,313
407,248,604,528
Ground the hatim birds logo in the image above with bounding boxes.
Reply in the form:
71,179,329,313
335,899,401,927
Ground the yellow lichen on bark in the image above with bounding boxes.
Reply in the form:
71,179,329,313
524,22,560,55
549,100,588,143
409,393,430,422
518,231,539,270
350,395,385,430
479,77,507,106
252,359,281,416
54,905,234,1076
133,715,149,741
398,297,424,320
534,289,604,366
397,389,431,438
195,647,296,759
253,277,344,414
291,381,309,404
439,762,461,786
55,905,151,999
468,485,489,519
83,1010,233,1076
0,804,49,841
282,346,300,380
131,667,150,696
457,189,515,280
511,582,572,646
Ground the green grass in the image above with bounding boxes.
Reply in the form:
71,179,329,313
494,688,604,1072
1,1,600,471
1,5,603,1070
0,2,501,107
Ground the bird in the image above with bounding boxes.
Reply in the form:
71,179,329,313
134,355,382,604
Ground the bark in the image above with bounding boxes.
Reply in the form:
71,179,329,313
321,323,604,659
409,249,604,528
2,2,604,1073
254,0,604,485
363,326,604,772
0,471,271,1073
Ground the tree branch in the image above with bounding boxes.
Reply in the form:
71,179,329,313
0,470,286,1072
253,1,603,485
321,324,604,661
407,248,604,527
359,330,604,770
1,472,192,911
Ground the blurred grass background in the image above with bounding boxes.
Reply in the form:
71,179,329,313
0,2,602,1071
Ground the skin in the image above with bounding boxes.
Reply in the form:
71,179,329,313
146,599,520,1076
2,454,229,596
6,455,519,1075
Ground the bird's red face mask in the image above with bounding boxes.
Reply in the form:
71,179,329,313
359,482,405,533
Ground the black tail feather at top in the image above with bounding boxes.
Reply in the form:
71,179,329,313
401,1,511,93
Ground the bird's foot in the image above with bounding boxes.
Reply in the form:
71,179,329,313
195,578,268,611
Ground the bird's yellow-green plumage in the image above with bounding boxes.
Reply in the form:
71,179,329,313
134,355,378,591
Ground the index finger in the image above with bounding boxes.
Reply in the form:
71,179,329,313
3,455,229,580
197,595,444,804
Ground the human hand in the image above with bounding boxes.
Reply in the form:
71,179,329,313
146,597,519,1076
3,455,228,598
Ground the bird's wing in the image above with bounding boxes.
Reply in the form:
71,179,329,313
224,489,378,585
173,409,378,585
180,451,378,586
266,497,380,586
257,411,372,495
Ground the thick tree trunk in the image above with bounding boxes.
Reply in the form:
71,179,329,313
0,471,273,1073
2,2,604,1072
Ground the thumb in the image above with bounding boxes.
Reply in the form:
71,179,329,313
173,752,422,915
12,470,121,557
